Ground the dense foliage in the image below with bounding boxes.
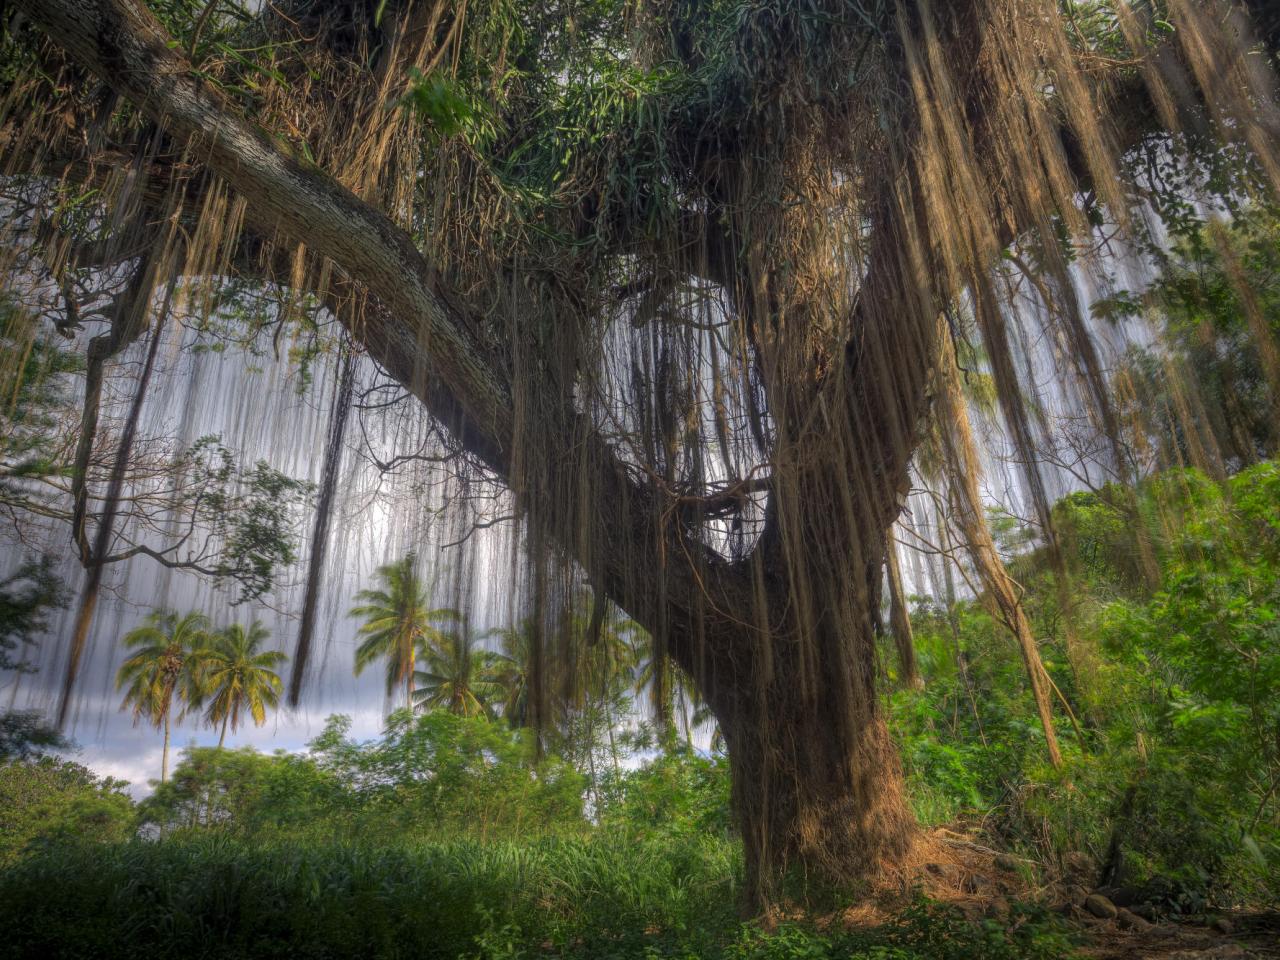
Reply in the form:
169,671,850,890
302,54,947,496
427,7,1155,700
0,710,1081,960
0,757,134,867
0,833,1080,960
1,457,1277,954
890,460,1280,909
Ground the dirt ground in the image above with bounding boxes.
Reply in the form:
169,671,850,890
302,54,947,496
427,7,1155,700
843,826,1280,959
1076,911,1279,960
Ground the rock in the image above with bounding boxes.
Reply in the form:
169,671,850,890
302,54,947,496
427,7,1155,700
1208,915,1233,935
1129,902,1157,921
956,901,986,921
962,873,992,894
985,897,1011,921
1084,893,1119,920
1061,883,1090,906
1098,884,1141,908
1139,875,1178,908
993,853,1020,873
1115,908,1151,931
1062,851,1096,881
1052,884,1089,914
925,862,959,882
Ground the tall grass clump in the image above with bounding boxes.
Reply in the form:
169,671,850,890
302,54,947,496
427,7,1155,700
0,832,743,959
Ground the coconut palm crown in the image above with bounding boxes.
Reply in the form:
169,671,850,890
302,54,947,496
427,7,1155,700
115,610,210,782
201,620,287,748
349,552,458,703
413,627,501,718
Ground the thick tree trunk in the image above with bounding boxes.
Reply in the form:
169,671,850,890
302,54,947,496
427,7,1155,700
699,613,915,909
674,423,921,908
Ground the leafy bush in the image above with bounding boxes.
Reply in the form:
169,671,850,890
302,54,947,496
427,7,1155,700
0,833,739,960
596,747,733,839
885,461,1280,905
0,757,135,865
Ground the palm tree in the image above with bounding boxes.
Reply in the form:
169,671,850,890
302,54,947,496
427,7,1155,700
580,607,641,703
115,610,209,782
575,604,641,762
486,600,640,764
632,633,700,749
201,621,287,748
412,627,500,717
349,552,458,705
485,620,534,726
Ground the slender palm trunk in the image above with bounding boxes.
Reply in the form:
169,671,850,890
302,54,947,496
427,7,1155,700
585,707,600,806
218,713,229,749
406,649,415,708
161,708,171,783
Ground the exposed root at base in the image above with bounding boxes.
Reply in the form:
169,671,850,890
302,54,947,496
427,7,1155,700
804,826,1280,960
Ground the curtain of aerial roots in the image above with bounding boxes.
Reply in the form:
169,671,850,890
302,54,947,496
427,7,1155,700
2,0,1280,901
884,529,921,690
0,0,457,719
933,323,1066,768
896,0,1278,746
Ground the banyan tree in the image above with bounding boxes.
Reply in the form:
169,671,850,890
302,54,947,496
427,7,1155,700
2,0,1279,906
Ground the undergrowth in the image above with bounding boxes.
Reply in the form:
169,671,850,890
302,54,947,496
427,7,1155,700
0,834,1076,960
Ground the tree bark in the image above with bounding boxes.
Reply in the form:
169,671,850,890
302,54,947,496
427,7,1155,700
695,608,915,907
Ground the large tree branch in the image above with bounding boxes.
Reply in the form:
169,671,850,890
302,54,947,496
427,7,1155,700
13,0,763,688
13,0,512,470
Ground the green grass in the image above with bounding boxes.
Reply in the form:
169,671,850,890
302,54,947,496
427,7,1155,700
0,833,1078,960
